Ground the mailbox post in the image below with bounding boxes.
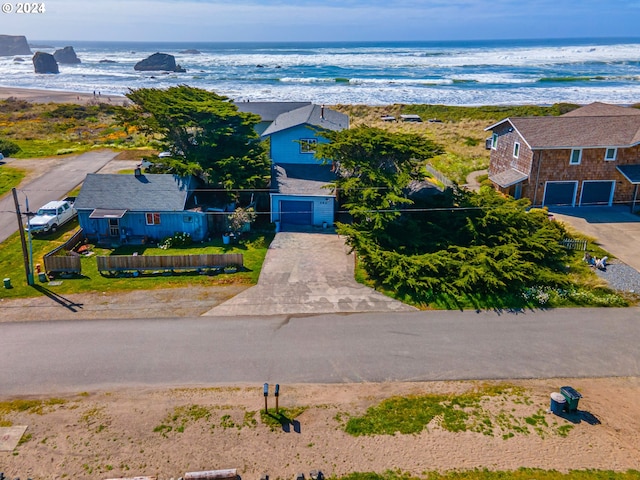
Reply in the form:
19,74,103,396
274,384,280,414
263,383,269,413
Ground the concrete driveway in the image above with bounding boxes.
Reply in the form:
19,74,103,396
203,230,416,316
548,206,640,271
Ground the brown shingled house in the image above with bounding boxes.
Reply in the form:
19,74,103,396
485,102,640,209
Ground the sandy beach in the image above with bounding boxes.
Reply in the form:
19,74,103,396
0,86,126,104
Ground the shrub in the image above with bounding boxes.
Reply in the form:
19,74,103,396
0,139,21,156
159,232,192,249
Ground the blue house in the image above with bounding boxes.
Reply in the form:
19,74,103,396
260,104,349,227
75,172,207,244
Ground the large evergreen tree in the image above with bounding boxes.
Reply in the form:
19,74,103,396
120,85,270,193
315,126,443,231
317,126,572,308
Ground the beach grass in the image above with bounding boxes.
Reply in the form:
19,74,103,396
336,470,640,480
0,98,146,158
335,103,578,184
341,383,580,439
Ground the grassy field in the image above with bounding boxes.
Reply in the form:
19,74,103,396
0,164,26,196
0,98,148,158
0,220,273,299
335,103,577,184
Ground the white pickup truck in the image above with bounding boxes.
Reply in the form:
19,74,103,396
27,198,77,234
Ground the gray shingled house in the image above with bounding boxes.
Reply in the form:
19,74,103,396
75,172,207,244
485,102,640,209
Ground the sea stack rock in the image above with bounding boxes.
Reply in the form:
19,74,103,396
53,46,81,64
0,35,32,56
33,51,59,74
134,52,185,72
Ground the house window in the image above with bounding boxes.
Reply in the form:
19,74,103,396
300,138,317,154
491,133,498,150
145,212,161,225
605,148,617,161
513,142,520,159
570,149,582,165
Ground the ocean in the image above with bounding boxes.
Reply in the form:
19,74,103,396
2,38,640,106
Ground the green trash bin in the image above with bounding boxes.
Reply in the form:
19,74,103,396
3,277,11,289
560,386,582,412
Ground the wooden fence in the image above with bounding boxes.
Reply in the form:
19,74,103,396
43,228,84,274
425,164,454,189
97,253,244,276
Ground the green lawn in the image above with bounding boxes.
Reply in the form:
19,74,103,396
0,165,26,196
0,221,273,299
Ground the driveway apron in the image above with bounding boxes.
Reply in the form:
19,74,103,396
548,206,640,272
203,230,416,316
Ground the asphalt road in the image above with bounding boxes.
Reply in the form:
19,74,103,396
0,150,118,243
2,308,639,396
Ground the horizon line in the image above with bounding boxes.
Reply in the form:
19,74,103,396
25,35,640,45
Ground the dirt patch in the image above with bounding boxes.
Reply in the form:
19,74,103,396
0,285,250,322
1,378,639,479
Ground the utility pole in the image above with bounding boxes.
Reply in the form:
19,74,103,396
12,188,33,285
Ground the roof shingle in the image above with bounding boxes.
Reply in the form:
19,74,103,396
262,104,349,137
488,103,640,149
74,174,193,211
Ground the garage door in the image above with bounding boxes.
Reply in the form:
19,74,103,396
280,200,313,225
580,181,615,206
543,181,577,206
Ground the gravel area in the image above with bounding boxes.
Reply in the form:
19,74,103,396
594,259,640,294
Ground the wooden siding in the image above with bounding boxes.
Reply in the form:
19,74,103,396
270,194,334,226
526,146,640,206
487,125,534,179
78,211,208,242
269,124,329,165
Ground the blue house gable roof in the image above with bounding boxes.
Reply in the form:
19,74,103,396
75,173,194,212
262,104,349,137
235,101,312,122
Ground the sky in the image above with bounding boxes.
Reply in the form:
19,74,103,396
3,0,640,43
